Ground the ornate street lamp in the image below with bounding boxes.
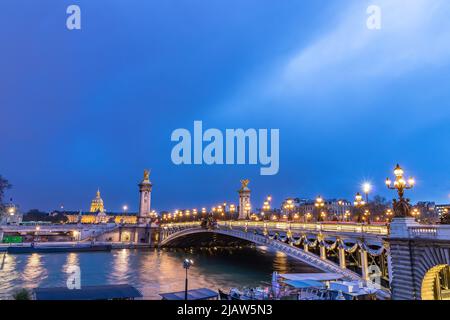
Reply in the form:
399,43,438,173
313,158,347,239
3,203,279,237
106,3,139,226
385,208,393,222
412,208,420,221
305,212,312,223
244,203,251,219
229,204,236,220
386,164,415,218
362,182,372,203
262,196,272,221
283,198,295,221
183,258,194,300
337,200,346,221
354,192,366,223
315,196,325,222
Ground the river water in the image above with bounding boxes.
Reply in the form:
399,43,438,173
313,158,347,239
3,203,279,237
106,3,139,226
0,246,319,299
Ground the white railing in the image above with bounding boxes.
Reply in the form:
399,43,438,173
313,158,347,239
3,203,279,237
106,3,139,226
409,225,450,240
161,221,388,236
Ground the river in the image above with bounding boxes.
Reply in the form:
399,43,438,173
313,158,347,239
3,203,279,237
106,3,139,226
0,246,319,299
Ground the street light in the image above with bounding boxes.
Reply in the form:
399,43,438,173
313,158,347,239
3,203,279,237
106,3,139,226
284,199,295,221
385,208,393,222
354,192,366,223
362,182,372,203
412,208,420,221
244,203,251,219
386,164,415,218
315,196,325,222
305,212,312,223
337,200,345,221
262,196,272,221
183,258,194,300
344,210,351,222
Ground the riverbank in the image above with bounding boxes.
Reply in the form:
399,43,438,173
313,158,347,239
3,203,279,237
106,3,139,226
0,241,153,253
0,246,318,299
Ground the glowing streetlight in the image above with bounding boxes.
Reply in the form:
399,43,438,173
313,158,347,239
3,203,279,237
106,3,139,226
284,198,295,221
183,258,194,300
362,182,372,203
412,208,420,221
386,164,415,218
305,212,312,222
354,192,366,223
315,196,325,221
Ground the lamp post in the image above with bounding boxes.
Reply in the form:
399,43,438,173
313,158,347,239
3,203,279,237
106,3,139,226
412,208,420,221
344,210,351,222
244,203,251,219
385,208,393,222
183,258,194,300
262,196,272,221
305,212,312,223
337,200,345,221
284,199,295,221
385,164,415,218
354,192,366,223
362,182,372,204
315,196,325,222
229,204,236,220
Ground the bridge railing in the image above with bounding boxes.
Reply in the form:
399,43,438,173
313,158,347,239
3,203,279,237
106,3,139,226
161,221,388,235
408,225,450,240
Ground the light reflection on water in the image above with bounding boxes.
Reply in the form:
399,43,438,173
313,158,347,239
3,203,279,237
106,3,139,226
0,246,318,299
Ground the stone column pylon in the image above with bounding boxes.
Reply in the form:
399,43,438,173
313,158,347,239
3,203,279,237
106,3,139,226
360,249,369,282
138,169,153,224
338,247,346,269
238,179,251,220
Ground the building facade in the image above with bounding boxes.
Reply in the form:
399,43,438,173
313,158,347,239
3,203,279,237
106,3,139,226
1,202,23,225
65,188,138,224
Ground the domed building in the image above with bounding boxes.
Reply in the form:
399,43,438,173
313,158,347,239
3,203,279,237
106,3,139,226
90,189,105,213
65,189,138,224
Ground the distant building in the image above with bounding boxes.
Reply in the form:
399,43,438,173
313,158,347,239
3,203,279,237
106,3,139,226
64,189,137,224
435,204,450,220
415,201,439,224
90,189,105,213
282,198,352,221
1,201,23,225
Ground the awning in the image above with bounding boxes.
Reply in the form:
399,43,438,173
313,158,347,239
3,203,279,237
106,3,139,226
160,288,218,300
33,284,142,300
283,280,326,289
279,273,343,282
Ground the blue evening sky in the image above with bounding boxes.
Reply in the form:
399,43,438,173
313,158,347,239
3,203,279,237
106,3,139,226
1,0,450,212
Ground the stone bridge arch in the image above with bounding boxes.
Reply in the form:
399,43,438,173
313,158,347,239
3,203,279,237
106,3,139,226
389,238,450,300
160,227,362,281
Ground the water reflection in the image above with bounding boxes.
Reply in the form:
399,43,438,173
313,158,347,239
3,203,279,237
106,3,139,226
22,254,47,290
63,253,79,273
0,246,319,299
109,249,131,284
0,254,20,296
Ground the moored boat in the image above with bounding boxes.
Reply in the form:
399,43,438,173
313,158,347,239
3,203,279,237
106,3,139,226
7,244,112,254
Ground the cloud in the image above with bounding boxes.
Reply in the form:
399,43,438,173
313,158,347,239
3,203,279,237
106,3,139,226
218,0,450,117
272,0,450,97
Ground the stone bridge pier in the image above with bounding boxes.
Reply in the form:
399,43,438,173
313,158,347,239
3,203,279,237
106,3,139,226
388,218,450,300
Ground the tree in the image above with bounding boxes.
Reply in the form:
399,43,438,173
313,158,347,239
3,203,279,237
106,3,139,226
441,211,450,225
23,209,68,224
0,175,12,209
13,288,31,300
367,195,390,216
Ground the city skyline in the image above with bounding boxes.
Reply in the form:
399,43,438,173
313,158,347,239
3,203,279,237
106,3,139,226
1,0,450,211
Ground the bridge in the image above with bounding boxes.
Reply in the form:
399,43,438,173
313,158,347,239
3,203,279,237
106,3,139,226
0,223,158,244
160,219,450,300
160,221,388,288
3,217,450,299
